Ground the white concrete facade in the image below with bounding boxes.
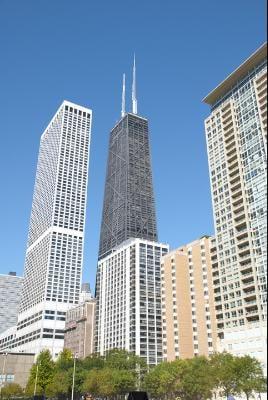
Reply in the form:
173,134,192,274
204,44,267,373
95,238,169,365
0,274,23,334
0,101,92,358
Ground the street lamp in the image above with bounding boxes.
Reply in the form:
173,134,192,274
71,353,78,400
33,363,39,397
0,351,9,399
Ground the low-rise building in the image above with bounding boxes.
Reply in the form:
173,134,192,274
0,351,35,389
64,299,96,358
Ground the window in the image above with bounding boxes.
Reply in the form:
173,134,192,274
6,375,14,383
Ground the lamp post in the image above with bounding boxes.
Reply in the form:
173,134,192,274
0,351,9,399
33,363,39,397
71,353,77,400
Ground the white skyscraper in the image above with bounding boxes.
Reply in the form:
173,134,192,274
204,43,267,372
96,238,168,365
0,101,92,358
0,273,23,334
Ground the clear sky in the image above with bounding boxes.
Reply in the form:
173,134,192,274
0,0,266,291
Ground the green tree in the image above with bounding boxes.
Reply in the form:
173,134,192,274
81,353,105,371
46,370,71,398
210,352,241,398
25,349,54,396
105,349,147,390
55,348,73,371
1,383,23,399
82,367,136,398
179,356,215,400
144,360,183,399
235,355,267,400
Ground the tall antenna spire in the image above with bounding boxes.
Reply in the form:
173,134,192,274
132,54,138,114
121,73,126,118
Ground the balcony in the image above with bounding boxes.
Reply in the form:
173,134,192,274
241,274,254,284
233,200,245,211
240,258,251,268
243,282,256,292
237,234,249,246
246,314,259,322
238,243,250,253
226,147,237,158
234,204,245,215
225,132,235,145
228,159,239,171
231,182,242,191
234,213,246,224
239,249,251,259
228,153,238,165
224,121,234,132
238,247,250,258
229,167,240,178
245,298,257,306
244,293,256,303
223,113,233,124
230,173,240,185
222,103,231,114
236,222,248,236
232,189,243,200
240,263,253,274
246,309,259,317
241,270,253,280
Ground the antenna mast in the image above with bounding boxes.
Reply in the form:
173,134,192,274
132,54,137,114
121,73,126,118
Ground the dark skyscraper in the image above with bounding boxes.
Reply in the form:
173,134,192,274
98,114,158,259
98,61,158,259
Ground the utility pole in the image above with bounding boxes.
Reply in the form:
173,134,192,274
71,353,77,400
0,351,8,399
33,363,39,397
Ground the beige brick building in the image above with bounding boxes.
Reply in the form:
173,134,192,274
161,236,217,361
64,299,96,358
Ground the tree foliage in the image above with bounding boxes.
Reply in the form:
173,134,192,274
25,349,54,396
82,367,136,397
1,383,23,399
24,349,266,400
235,355,267,400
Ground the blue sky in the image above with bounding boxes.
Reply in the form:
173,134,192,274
0,0,266,290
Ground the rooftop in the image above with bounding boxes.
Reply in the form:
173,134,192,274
203,42,267,106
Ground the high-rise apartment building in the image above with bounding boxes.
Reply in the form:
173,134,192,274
204,43,267,370
96,238,168,365
95,61,167,364
161,236,217,361
0,273,23,334
64,298,96,358
0,101,92,357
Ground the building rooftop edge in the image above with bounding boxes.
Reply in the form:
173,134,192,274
110,112,148,132
0,273,23,278
203,42,267,106
161,235,213,260
41,100,92,139
0,351,35,356
99,237,169,263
